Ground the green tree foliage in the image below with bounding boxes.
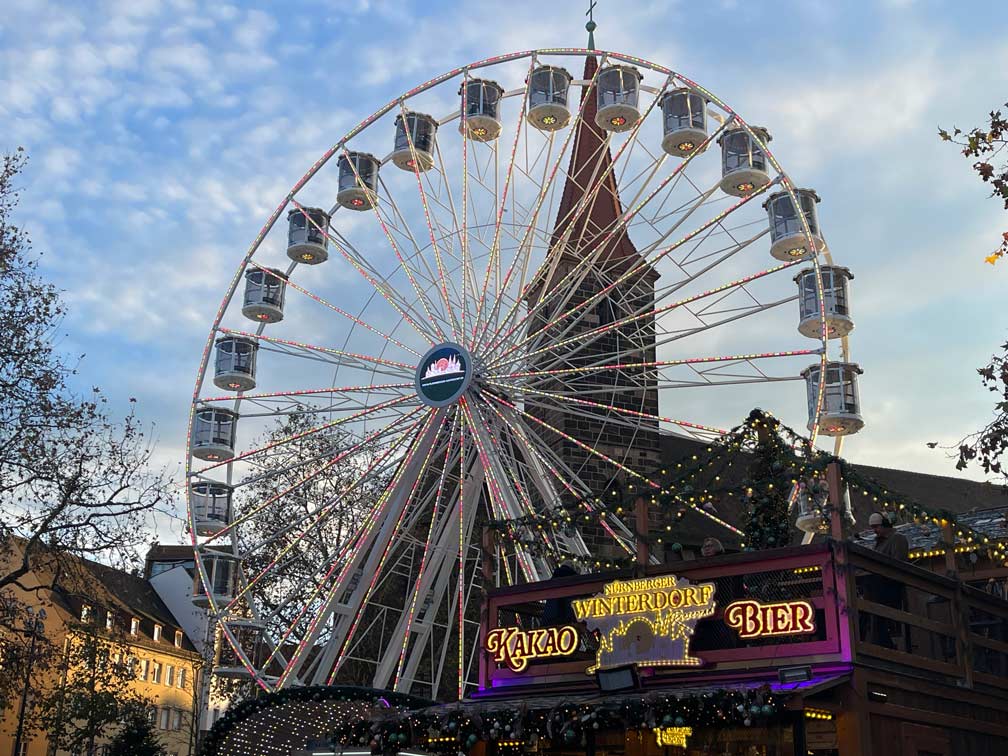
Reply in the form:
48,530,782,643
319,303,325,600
37,619,152,755
107,707,166,756
0,597,56,741
0,148,170,609
947,343,1008,483
936,111,1008,482
737,410,808,551
939,105,1008,265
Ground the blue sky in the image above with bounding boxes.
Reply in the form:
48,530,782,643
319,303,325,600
3,0,1008,538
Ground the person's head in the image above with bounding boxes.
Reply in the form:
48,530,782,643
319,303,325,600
869,512,892,538
701,537,724,557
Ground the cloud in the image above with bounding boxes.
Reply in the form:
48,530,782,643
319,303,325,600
4,0,1008,498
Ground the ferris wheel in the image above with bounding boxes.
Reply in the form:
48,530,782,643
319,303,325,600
185,47,863,701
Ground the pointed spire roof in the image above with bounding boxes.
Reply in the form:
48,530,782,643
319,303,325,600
548,54,647,271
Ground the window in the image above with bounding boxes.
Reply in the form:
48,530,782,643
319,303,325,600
174,629,183,648
81,604,91,622
171,708,183,731
153,624,162,642
159,707,170,730
177,667,186,689
151,662,161,684
138,659,148,680
130,617,139,635
106,612,114,631
165,664,174,687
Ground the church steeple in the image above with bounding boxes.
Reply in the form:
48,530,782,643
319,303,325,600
548,54,647,270
525,51,663,539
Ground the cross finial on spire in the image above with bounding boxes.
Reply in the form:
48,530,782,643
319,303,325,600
585,1,598,50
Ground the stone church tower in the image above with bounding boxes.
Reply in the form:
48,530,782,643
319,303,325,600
525,55,662,550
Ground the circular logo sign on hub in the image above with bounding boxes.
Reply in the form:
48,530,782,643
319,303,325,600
415,343,474,407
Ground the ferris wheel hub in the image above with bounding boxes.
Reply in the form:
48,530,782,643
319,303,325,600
414,342,476,407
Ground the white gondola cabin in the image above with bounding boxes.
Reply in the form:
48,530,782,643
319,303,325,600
718,125,772,196
214,618,266,679
286,207,330,265
192,408,238,462
659,88,709,157
392,112,438,172
192,546,239,608
242,267,287,324
795,266,854,339
794,480,829,535
595,65,643,133
764,188,825,261
337,151,380,211
802,361,864,437
213,335,258,392
527,65,572,131
459,79,505,142
191,481,232,537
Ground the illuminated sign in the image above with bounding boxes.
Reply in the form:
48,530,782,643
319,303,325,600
572,575,716,673
415,342,473,407
484,625,579,672
724,599,815,639
654,727,692,747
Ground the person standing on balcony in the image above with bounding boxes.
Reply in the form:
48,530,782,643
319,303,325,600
864,512,909,649
869,512,909,561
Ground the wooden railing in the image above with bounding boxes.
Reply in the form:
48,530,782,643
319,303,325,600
840,542,1008,692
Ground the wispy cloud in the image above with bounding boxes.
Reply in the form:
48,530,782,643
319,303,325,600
2,0,1008,522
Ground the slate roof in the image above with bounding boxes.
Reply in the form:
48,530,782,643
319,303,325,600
851,506,1008,554
28,543,200,652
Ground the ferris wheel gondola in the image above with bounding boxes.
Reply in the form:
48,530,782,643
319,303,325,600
186,47,863,701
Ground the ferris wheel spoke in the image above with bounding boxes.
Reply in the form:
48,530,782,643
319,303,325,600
501,292,797,386
490,381,727,439
472,399,593,563
494,348,819,386
394,107,464,341
217,409,426,548
459,398,543,581
487,383,742,542
471,59,535,346
486,392,660,494
191,393,417,478
249,262,424,359
277,408,445,687
259,415,441,684
491,257,800,374
385,412,461,688
322,409,463,684
518,72,669,319
217,328,415,376
198,382,415,406
471,60,606,350
293,203,443,345
375,178,468,330
487,175,769,368
239,421,445,657
430,140,484,338
484,113,728,362
478,396,640,560
486,130,557,310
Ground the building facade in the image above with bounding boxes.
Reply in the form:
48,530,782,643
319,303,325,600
0,538,202,756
